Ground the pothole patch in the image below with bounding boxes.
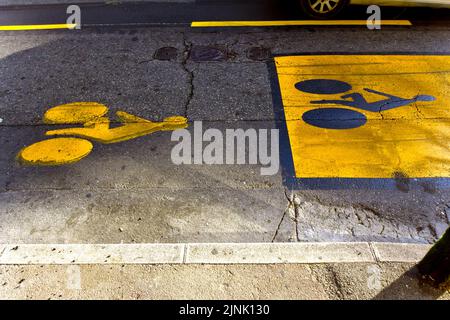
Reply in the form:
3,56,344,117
190,45,228,62
247,46,271,61
154,47,178,61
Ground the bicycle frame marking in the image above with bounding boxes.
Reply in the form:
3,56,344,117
17,102,188,166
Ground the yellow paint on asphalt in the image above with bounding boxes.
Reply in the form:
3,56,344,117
17,103,188,166
274,55,450,179
44,102,109,124
18,137,93,166
46,112,188,144
191,20,412,27
0,24,77,31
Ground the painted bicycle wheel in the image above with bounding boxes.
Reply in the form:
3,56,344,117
44,102,108,124
17,137,93,166
302,107,367,129
295,79,352,95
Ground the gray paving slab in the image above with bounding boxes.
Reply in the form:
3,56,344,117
185,242,374,264
0,188,289,243
371,243,432,262
0,243,185,264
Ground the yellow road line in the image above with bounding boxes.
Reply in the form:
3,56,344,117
0,24,76,31
191,20,412,27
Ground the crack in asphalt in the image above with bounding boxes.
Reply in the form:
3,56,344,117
271,210,287,242
181,33,194,117
445,205,450,224
271,190,290,242
272,189,302,242
271,212,286,243
293,194,301,242
0,245,6,258
428,223,438,239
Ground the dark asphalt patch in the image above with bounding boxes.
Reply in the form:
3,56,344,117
247,46,272,61
190,45,228,62
154,46,178,61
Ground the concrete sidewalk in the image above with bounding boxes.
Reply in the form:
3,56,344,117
0,242,448,299
1,262,448,300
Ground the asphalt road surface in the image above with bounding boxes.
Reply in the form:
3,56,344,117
0,0,449,245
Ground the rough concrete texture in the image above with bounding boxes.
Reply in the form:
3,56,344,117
371,243,432,262
185,242,374,264
0,263,448,300
0,242,432,265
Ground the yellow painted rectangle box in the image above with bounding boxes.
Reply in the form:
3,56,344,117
274,55,450,179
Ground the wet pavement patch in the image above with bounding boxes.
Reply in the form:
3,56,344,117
190,45,228,62
393,172,410,193
154,47,178,61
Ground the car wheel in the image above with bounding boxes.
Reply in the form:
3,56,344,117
299,0,349,19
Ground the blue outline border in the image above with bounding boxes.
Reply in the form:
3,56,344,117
267,53,450,190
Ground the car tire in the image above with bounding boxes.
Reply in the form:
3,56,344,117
299,0,349,19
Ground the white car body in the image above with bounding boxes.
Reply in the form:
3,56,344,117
350,0,450,8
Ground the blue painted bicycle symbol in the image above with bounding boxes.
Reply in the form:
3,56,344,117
295,79,436,129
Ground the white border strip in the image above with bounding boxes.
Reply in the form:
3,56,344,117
186,242,374,264
0,244,184,265
0,242,431,265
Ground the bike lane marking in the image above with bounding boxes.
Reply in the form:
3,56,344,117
272,54,450,188
16,102,188,166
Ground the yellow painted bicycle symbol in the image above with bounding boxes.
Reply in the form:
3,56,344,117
17,102,188,166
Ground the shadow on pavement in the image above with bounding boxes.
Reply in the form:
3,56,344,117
374,266,448,300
